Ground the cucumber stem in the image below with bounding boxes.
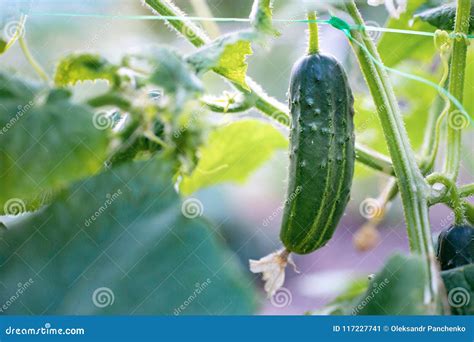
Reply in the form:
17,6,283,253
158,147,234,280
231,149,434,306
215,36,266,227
443,0,472,180
430,182,474,205
459,183,474,198
307,11,319,55
355,143,394,175
18,34,50,83
344,1,438,312
427,173,466,224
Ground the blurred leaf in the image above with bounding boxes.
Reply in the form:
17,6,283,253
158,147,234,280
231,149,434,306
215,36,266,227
249,0,280,37
180,119,287,195
0,74,109,213
442,264,474,315
0,159,257,314
0,39,7,54
313,278,369,315
354,254,432,314
378,0,435,66
144,47,203,105
187,32,254,91
54,53,120,87
414,3,474,33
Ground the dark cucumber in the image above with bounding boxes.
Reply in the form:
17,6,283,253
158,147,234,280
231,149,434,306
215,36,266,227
437,225,474,270
280,53,355,255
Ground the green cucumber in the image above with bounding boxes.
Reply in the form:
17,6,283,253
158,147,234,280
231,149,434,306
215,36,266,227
280,52,355,255
437,224,474,270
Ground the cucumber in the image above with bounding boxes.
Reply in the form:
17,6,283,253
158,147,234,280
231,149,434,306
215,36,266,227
280,52,355,254
437,225,474,270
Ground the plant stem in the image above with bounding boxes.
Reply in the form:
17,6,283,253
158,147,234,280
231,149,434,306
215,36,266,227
143,0,395,176
364,91,447,219
144,0,210,46
199,96,253,113
18,36,50,83
430,183,474,205
87,92,132,111
443,0,471,180
143,130,169,148
345,1,438,311
427,173,465,224
189,0,220,39
307,11,319,55
459,183,474,198
355,143,394,175
4,14,27,52
465,201,474,225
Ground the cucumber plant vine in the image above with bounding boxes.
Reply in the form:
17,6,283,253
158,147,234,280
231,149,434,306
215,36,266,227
0,0,473,315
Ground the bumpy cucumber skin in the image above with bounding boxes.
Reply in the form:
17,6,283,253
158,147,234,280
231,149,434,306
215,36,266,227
280,53,355,255
437,225,474,271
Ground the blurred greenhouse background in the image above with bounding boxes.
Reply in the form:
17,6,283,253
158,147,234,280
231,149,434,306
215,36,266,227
1,0,473,315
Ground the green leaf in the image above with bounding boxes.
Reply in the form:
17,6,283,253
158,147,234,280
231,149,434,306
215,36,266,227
187,32,254,91
0,159,257,314
139,47,203,104
313,277,369,315
249,0,280,37
414,3,474,33
0,39,7,54
378,0,436,66
0,74,109,213
442,264,474,315
353,254,432,314
54,53,120,87
180,119,287,195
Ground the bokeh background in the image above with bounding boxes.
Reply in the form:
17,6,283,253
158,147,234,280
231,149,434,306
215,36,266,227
1,0,473,314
